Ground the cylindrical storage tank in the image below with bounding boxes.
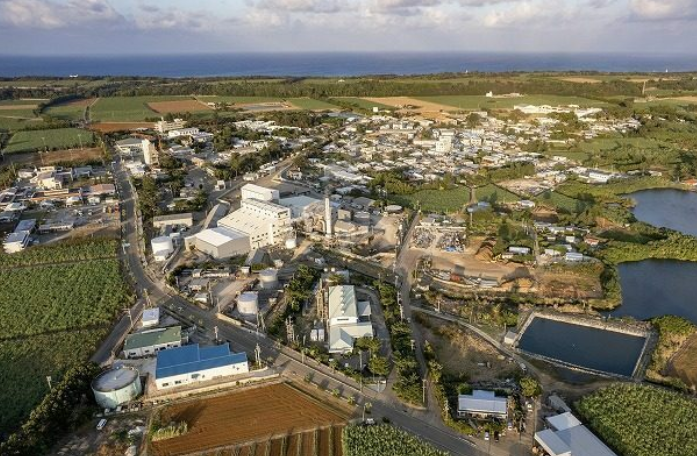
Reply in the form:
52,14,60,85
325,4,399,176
91,366,142,410
151,236,174,261
237,292,259,316
285,238,297,249
259,268,279,290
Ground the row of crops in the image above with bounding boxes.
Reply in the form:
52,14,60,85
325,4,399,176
577,383,697,456
0,238,132,435
343,425,448,456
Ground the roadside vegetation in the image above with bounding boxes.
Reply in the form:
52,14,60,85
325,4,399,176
646,316,696,389
577,383,697,456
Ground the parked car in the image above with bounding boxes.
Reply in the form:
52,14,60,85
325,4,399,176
484,431,490,441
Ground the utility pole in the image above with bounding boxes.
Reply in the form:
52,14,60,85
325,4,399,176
255,343,262,367
422,378,427,406
125,306,133,327
214,325,219,343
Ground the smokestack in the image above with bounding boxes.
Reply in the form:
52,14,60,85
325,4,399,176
325,197,333,237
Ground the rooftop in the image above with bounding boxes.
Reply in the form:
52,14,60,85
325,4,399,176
196,227,248,247
92,366,139,392
536,413,618,456
458,390,508,415
155,343,247,380
328,285,358,322
123,326,181,351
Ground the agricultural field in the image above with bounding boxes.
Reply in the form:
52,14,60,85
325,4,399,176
196,95,283,105
577,383,697,456
0,100,44,131
417,95,608,110
151,383,352,456
343,424,448,456
89,121,155,133
43,98,95,121
536,190,584,213
148,98,212,114
3,127,94,154
395,186,471,213
335,97,394,111
2,147,103,166
0,238,129,435
198,426,345,456
363,97,453,113
475,184,519,204
0,328,107,434
91,96,185,121
287,98,339,110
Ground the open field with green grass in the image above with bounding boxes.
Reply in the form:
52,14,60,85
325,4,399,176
417,94,609,110
196,95,283,105
0,116,43,132
3,127,94,154
287,98,339,110
0,238,130,435
336,97,394,111
90,96,190,121
394,186,471,213
44,104,86,121
475,184,519,203
536,190,584,213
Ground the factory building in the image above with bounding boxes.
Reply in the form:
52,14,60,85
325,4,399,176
240,183,279,203
155,343,249,390
534,412,617,456
327,285,373,354
122,326,182,359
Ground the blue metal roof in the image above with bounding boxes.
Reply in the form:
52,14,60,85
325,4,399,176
155,343,248,380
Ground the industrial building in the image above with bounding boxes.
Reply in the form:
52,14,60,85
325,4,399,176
187,226,250,259
151,236,174,262
240,183,279,203
122,326,182,358
327,285,373,354
156,118,186,133
534,412,617,456
153,213,194,229
155,343,249,390
91,366,143,409
457,390,509,419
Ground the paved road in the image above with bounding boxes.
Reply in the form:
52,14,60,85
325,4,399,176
103,155,512,456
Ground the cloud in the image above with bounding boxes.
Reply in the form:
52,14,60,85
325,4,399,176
482,0,579,27
629,0,697,21
0,0,123,29
254,0,350,14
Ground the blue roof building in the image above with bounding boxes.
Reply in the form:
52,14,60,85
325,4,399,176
155,343,249,390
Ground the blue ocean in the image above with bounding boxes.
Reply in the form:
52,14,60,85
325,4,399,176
0,52,696,78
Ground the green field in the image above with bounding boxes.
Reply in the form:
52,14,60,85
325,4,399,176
338,97,394,111
44,104,86,121
91,96,186,121
196,95,283,105
0,239,130,434
475,184,519,203
3,127,94,154
536,190,584,213
395,186,471,213
417,94,609,110
343,424,448,456
287,98,339,110
578,383,697,456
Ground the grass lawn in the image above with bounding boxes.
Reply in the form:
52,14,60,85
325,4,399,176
0,117,44,132
475,184,519,203
44,104,86,121
287,98,339,110
394,186,471,213
417,95,609,110
90,96,186,121
3,128,94,154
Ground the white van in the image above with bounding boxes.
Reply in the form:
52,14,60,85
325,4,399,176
96,418,107,431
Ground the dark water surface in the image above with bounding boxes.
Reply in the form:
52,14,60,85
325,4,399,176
630,189,697,237
518,318,646,377
1,52,696,77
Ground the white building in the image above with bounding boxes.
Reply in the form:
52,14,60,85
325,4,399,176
156,118,186,133
141,307,160,327
188,227,250,259
142,139,159,166
3,231,30,254
167,127,200,139
327,285,373,354
155,343,249,390
217,198,291,249
535,412,617,456
457,390,508,419
240,184,279,203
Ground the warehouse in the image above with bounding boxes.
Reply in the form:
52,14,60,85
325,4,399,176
188,226,250,259
240,183,279,202
534,412,617,456
327,285,373,354
122,326,182,358
218,198,291,249
153,212,194,229
457,390,509,419
155,343,249,390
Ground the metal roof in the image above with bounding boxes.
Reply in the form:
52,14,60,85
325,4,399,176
547,412,582,431
537,413,617,456
123,326,181,351
155,343,247,380
328,285,358,321
458,390,508,415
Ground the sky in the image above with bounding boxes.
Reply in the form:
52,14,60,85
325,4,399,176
0,0,695,55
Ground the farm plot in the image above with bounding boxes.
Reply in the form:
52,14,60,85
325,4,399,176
3,127,94,154
204,427,345,456
89,121,155,133
334,97,394,111
364,97,455,113
287,98,339,110
91,96,185,121
475,184,519,204
394,186,471,213
147,98,212,114
417,95,608,110
3,147,103,166
151,383,351,456
44,98,95,121
343,424,448,456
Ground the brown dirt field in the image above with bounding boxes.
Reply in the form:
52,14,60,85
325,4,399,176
417,315,519,381
556,77,603,84
148,99,212,114
537,270,603,299
0,104,37,110
667,333,697,389
3,147,103,166
151,383,350,456
664,96,697,103
89,122,155,133
365,97,454,113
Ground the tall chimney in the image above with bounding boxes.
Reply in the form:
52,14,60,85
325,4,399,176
325,197,333,237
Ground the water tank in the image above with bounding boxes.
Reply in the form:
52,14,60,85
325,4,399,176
237,292,259,316
151,236,174,261
285,238,298,249
259,269,279,290
91,366,142,410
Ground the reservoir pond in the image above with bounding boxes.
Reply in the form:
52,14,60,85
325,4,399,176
517,317,646,377
630,188,697,237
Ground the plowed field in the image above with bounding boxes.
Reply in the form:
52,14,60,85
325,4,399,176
151,383,350,456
